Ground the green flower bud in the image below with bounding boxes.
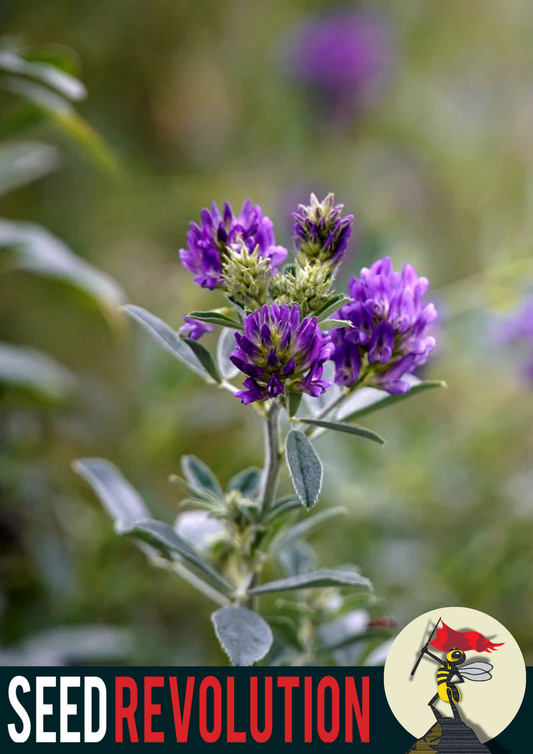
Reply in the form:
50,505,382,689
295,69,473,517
222,241,272,310
271,261,334,316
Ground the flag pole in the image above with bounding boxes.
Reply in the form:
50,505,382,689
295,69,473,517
411,616,442,676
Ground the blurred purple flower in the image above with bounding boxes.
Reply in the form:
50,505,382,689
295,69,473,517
331,258,437,393
293,193,354,266
230,304,334,404
494,297,533,382
179,316,214,341
289,10,393,120
179,200,287,290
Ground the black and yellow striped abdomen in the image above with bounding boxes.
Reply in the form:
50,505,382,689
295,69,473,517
437,662,461,704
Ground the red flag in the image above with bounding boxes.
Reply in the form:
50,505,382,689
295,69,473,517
429,621,504,653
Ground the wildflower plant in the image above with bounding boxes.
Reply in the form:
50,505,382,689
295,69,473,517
73,194,444,667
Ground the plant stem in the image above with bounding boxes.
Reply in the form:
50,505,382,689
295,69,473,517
243,403,282,609
258,401,283,515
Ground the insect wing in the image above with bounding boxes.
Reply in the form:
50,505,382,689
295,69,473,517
460,661,493,681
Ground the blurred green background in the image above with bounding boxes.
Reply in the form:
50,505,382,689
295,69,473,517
1,0,533,665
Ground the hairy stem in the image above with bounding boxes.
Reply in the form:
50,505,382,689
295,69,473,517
244,402,283,609
258,401,283,515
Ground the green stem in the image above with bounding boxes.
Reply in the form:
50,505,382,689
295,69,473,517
258,401,283,515
243,402,282,609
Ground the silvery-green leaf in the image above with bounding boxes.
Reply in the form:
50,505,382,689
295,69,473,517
248,569,371,595
125,519,232,594
315,294,351,321
227,467,261,498
0,50,86,100
124,305,213,383
274,506,346,549
285,429,323,510
320,319,353,331
0,220,125,320
3,79,118,174
0,342,74,403
181,337,221,383
338,379,446,422
181,455,223,498
188,310,242,329
277,540,316,577
217,328,239,380
72,458,150,532
300,417,385,445
0,141,59,197
262,495,301,524
168,474,221,506
211,606,273,666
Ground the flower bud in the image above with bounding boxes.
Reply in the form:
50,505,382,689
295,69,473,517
293,193,354,267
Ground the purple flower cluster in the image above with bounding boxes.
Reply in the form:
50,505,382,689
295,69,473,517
293,193,354,266
331,258,437,394
230,304,334,404
289,11,392,121
179,200,287,290
495,297,533,382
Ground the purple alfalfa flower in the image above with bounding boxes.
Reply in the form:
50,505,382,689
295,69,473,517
331,258,437,394
179,316,214,341
493,296,533,383
179,199,287,290
230,304,334,404
293,193,354,267
288,10,393,122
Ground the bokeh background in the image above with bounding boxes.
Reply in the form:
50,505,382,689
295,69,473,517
1,0,533,665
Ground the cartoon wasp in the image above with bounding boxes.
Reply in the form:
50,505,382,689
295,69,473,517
420,645,493,708
411,617,503,718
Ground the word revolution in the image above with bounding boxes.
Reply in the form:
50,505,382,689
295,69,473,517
5,672,370,745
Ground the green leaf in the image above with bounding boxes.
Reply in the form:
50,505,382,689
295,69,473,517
3,79,119,174
0,141,59,197
188,310,242,329
320,319,354,331
0,220,125,322
315,294,351,321
211,606,273,666
217,327,239,380
168,474,222,506
125,519,232,594
181,455,223,499
227,467,261,498
262,495,302,524
72,458,150,533
0,342,74,403
181,337,221,384
274,506,347,549
23,44,81,77
248,569,372,596
0,50,87,100
266,616,302,650
338,380,447,422
286,392,303,417
277,540,316,577
299,417,385,445
124,304,214,383
285,429,323,510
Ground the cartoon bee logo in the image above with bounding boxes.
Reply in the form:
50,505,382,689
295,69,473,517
411,617,504,718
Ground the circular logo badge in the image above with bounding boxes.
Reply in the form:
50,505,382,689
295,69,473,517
384,606,526,744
